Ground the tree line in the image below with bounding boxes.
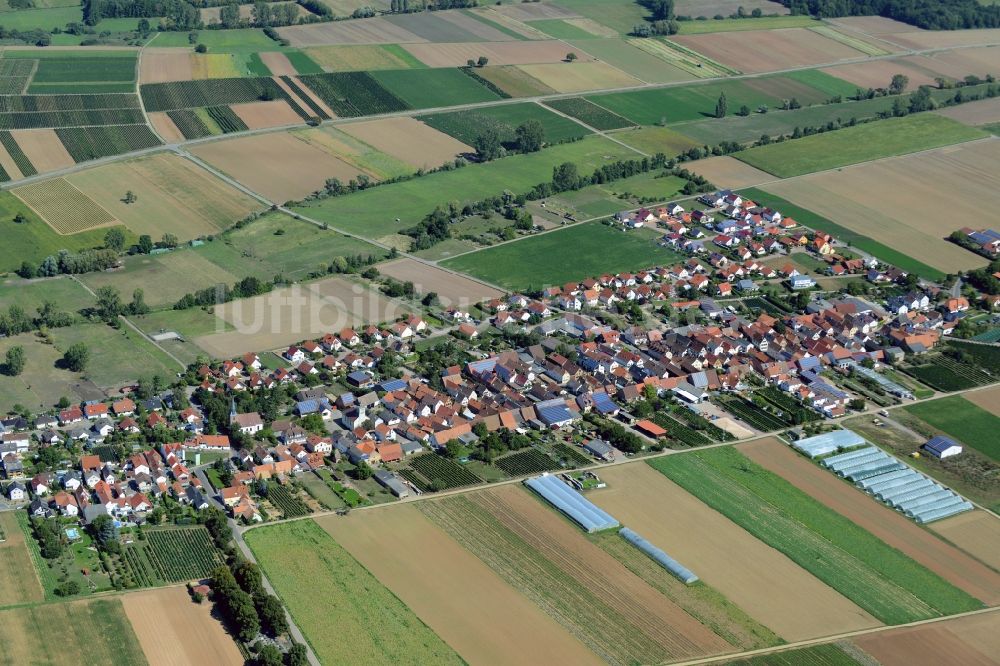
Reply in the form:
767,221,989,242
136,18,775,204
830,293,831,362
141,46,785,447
780,0,1000,30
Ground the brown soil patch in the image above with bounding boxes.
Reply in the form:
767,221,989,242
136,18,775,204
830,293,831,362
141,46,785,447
196,276,408,356
493,2,579,20
672,28,866,73
319,506,603,666
676,0,789,17
687,155,773,188
339,117,472,170
436,10,520,41
140,49,193,84
259,51,297,77
148,112,185,143
277,17,426,46
11,128,74,173
821,58,940,89
230,100,302,130
0,140,23,181
377,257,505,306
286,76,336,118
122,586,243,666
403,40,590,67
471,7,549,39
931,511,1000,572
743,437,1000,605
884,29,1000,50
829,16,919,35
474,484,733,661
0,513,43,605
938,97,1000,126
964,384,1000,415
854,611,1000,666
190,131,365,202
915,46,1000,81
589,463,880,641
766,140,1000,274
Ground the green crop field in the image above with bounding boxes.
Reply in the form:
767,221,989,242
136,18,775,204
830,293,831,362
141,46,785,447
56,126,161,162
734,114,987,177
611,126,701,155
904,396,1000,462
741,188,945,281
245,520,463,666
568,38,695,84
676,16,818,34
0,276,93,314
554,0,650,34
531,18,600,40
371,68,501,108
543,97,634,130
292,136,636,240
443,222,686,291
0,5,81,30
419,102,591,146
150,28,280,51
649,448,983,625
782,69,859,100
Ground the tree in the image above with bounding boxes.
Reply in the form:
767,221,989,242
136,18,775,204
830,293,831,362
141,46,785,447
129,288,149,316
63,342,89,372
476,55,488,67
89,514,120,554
123,190,137,204
286,643,308,666
473,128,502,161
515,119,544,153
137,234,154,254
552,162,580,192
891,96,908,117
234,560,265,597
737,104,750,116
4,345,24,376
95,286,123,322
715,91,728,118
254,644,283,666
352,461,372,480
16,261,35,279
104,227,126,251
889,73,909,95
195,43,207,53
255,593,289,636
160,233,178,248
565,52,578,62
421,291,439,307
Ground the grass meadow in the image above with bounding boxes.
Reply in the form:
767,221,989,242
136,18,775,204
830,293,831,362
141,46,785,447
370,68,501,108
649,447,984,624
50,322,180,388
905,396,1000,462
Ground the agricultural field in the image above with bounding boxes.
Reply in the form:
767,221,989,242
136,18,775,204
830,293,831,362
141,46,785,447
904,395,1000,462
376,257,503,306
821,58,942,90
10,128,74,172
404,453,482,490
420,484,734,665
670,27,868,73
589,463,875,641
468,65,556,97
402,40,584,68
302,43,423,71
853,610,1000,666
742,438,1000,605
278,16,427,46
735,113,987,178
140,76,305,114
686,156,772,188
758,137,999,275
245,519,464,665
122,587,243,666
419,102,590,147
570,38,697,84
721,643,867,665
543,97,634,130
0,598,148,664
267,482,312,518
937,96,1000,126
230,100,302,129
320,506,604,666
610,126,701,155
675,16,818,34
54,125,160,163
0,512,43,606
517,61,642,93
24,52,137,93
443,222,685,292
650,447,984,624
930,511,1000,573
338,117,472,171
293,71,409,117
370,67,501,108
49,322,180,389
545,0,649,35
13,177,116,235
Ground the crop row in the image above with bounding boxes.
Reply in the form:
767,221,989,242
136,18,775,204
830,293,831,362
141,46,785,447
298,72,409,118
32,57,137,84
205,105,248,134
494,449,561,476
0,108,146,130
166,109,213,140
0,59,34,78
267,483,311,518
753,388,822,423
398,468,431,492
553,443,592,466
907,362,977,392
119,545,156,588
408,454,482,490
141,77,297,113
650,411,713,447
0,131,36,176
669,406,735,442
56,125,161,163
544,98,634,131
718,396,788,432
279,76,330,120
0,93,140,113
146,528,223,582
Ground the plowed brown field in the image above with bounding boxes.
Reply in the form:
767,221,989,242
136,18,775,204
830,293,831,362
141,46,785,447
230,100,302,130
148,112,185,143
853,611,1000,666
376,257,504,306
672,28,865,73
140,49,193,84
686,155,773,188
11,129,74,173
937,97,1000,126
339,117,471,170
931,511,1000,572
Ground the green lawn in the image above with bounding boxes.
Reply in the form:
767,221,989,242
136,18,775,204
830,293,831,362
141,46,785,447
442,222,686,291
50,322,180,388
419,102,592,146
649,448,984,625
676,16,818,34
742,188,945,281
0,276,94,314
734,114,987,178
904,395,1000,462
370,68,501,108
245,520,463,666
292,136,636,240
0,5,80,29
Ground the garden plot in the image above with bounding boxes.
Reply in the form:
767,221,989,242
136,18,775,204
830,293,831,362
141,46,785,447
402,40,587,67
13,177,116,234
190,131,367,202
517,61,641,92
123,587,242,666
339,117,471,171
589,463,878,641
671,27,868,73
11,128,74,173
377,257,504,305
278,16,426,46
765,139,1000,273
319,506,604,666
230,100,302,129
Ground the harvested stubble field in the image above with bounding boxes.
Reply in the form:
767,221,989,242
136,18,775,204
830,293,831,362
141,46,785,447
930,511,1000,572
229,100,302,129
402,40,587,68
474,65,556,96
190,131,368,202
65,154,262,241
377,257,504,305
339,117,471,171
0,512,43,606
246,519,464,665
685,155,773,188
820,58,941,89
136,50,191,85
589,464,875,641
879,28,1000,50
670,27,868,73
11,128,74,172
419,485,733,666
13,177,115,234
937,96,1000,125
122,587,242,666
651,448,984,625
147,112,184,142
302,43,424,72
319,505,603,666
0,598,148,664
763,139,999,273
292,126,412,179
853,611,1000,666
278,16,426,46
742,438,1000,605
516,61,642,93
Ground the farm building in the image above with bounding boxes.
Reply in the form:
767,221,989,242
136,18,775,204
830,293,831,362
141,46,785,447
922,436,962,459
373,470,410,498
524,473,619,533
583,439,614,462
635,419,667,439
791,429,866,458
